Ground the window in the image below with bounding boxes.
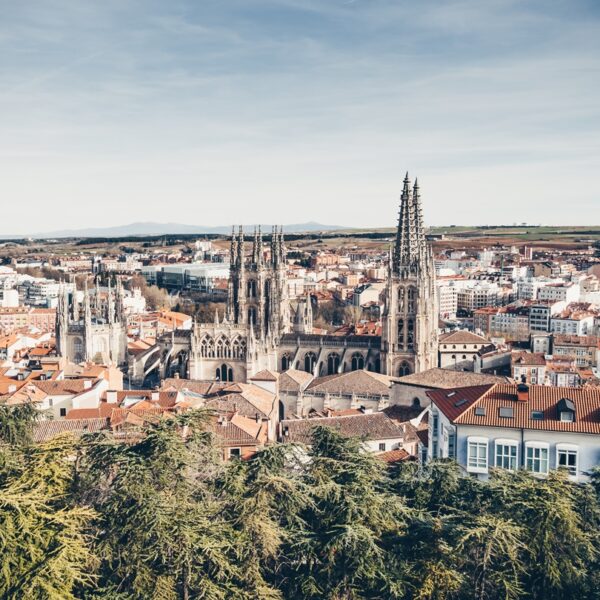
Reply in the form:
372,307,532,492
229,448,241,459
432,413,439,437
557,445,578,477
474,406,486,416
495,440,518,470
378,443,386,452
448,432,456,458
467,438,488,472
59,408,67,417
526,444,549,474
560,411,574,422
531,410,544,420
432,440,438,458
499,407,514,418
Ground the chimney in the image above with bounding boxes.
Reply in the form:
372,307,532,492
174,372,180,379
8,384,16,393
151,391,159,401
106,390,118,403
517,383,529,402
83,380,92,390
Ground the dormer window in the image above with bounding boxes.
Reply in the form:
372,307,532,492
557,398,575,423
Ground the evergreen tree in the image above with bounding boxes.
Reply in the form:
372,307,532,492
281,426,408,599
77,411,250,599
0,434,96,599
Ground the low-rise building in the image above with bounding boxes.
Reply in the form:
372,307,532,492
428,382,600,482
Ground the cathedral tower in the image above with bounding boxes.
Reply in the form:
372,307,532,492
381,174,437,376
226,225,290,340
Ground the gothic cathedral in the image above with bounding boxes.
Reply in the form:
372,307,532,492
184,173,437,382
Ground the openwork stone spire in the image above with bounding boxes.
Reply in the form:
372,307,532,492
393,172,426,273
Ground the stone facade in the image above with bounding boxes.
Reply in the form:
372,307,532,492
56,280,128,366
140,173,438,384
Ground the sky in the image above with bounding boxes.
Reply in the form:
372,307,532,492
1,0,599,234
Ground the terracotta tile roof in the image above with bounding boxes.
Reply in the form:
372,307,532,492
512,352,547,366
66,403,118,419
281,412,403,444
162,378,227,396
279,369,314,392
397,368,510,389
33,418,110,442
32,379,99,395
250,369,279,382
428,383,600,434
205,394,270,419
211,416,260,446
230,383,277,417
439,330,489,344
377,448,412,463
305,370,392,396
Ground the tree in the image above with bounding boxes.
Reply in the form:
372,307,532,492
488,469,596,600
281,426,409,599
77,411,251,599
0,434,96,599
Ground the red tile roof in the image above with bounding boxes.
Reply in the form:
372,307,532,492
429,383,600,434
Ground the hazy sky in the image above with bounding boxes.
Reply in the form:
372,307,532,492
1,0,599,234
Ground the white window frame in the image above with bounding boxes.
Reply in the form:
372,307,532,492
556,443,578,477
494,439,518,470
525,441,549,475
467,436,489,474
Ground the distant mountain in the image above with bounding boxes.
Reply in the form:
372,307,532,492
2,221,347,239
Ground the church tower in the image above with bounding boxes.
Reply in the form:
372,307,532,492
381,173,437,376
226,225,290,340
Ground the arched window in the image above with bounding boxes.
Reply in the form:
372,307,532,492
304,352,317,373
407,319,414,349
412,397,421,408
216,364,233,382
398,361,411,376
351,353,365,371
397,318,404,345
398,287,405,311
248,306,257,325
247,279,257,298
216,337,225,358
408,287,417,312
281,354,291,371
327,353,340,375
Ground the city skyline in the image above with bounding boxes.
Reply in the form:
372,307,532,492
1,0,599,234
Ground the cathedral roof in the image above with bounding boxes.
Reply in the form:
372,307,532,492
305,370,393,396
250,369,279,382
396,368,510,389
279,369,314,392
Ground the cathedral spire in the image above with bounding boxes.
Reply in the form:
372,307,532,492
230,226,238,266
237,226,245,267
393,172,425,273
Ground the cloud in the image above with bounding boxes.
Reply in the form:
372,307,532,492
0,0,598,234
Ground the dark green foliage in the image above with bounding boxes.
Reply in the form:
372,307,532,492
1,417,599,599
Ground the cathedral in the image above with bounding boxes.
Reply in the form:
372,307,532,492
56,279,128,366
185,173,437,382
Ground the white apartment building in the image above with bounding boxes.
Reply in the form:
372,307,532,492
428,382,600,482
537,282,580,304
